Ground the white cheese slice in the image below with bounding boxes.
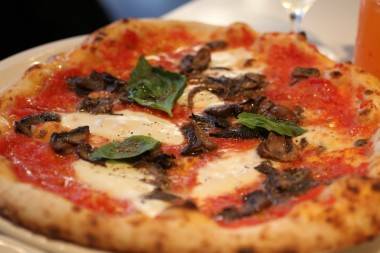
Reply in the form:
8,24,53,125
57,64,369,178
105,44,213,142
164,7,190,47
60,109,183,145
177,85,224,110
295,126,353,151
191,149,265,199
210,48,253,69
73,160,169,217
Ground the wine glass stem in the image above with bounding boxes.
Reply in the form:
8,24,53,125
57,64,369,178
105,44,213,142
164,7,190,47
290,12,303,32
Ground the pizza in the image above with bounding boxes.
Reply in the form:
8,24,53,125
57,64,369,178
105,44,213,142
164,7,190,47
1,19,380,253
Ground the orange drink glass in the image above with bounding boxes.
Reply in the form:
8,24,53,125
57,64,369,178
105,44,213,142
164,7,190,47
355,0,380,79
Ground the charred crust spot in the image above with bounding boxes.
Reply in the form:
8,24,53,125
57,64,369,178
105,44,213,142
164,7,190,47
243,58,255,67
297,31,307,40
121,18,130,23
365,89,374,95
237,247,255,253
330,70,343,78
72,205,82,213
346,184,360,194
46,226,63,239
85,233,98,246
354,139,368,147
371,182,380,191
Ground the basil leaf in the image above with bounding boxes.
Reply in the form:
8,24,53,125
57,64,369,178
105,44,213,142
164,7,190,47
126,56,186,116
89,135,160,160
237,112,306,137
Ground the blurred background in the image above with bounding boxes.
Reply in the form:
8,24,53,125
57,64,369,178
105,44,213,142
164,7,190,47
0,0,190,60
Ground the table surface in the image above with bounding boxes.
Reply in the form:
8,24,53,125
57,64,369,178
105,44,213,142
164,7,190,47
164,0,360,61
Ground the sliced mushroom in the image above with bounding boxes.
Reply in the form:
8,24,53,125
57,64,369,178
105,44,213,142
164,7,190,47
241,190,272,214
290,67,320,86
191,114,229,130
257,132,299,162
206,40,228,50
143,149,175,170
181,121,216,156
144,188,181,202
50,126,89,154
15,112,61,136
180,47,211,74
255,162,315,201
78,97,113,114
75,143,95,162
241,96,300,123
67,71,126,96
204,104,242,118
210,126,263,139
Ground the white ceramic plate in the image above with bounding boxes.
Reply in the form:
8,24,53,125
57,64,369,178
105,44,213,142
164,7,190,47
0,34,379,253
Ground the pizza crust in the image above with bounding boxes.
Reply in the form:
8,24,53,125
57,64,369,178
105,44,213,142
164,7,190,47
1,18,380,253
1,172,380,253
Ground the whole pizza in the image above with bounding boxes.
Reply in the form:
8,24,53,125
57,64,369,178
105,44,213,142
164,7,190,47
1,19,380,253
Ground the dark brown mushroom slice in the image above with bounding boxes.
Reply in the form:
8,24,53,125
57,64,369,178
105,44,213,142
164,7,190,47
210,126,264,139
204,104,242,117
78,97,114,114
241,190,272,214
242,73,266,90
143,149,176,170
206,40,228,50
264,168,315,201
241,96,300,123
191,114,229,130
144,188,181,202
257,132,299,162
181,121,216,156
216,206,243,221
15,112,61,136
290,67,320,86
180,47,211,74
187,84,228,110
67,71,126,96
50,126,90,154
75,143,96,162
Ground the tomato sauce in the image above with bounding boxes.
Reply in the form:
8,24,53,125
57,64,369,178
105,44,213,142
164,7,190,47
9,68,82,119
0,133,130,214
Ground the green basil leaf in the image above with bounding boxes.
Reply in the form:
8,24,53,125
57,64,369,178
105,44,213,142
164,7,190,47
126,56,186,116
237,112,306,137
89,135,160,160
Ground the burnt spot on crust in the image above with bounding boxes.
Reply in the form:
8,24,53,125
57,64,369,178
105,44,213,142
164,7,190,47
290,67,320,86
50,126,90,155
372,182,380,192
330,70,343,79
181,121,216,156
354,139,368,147
14,112,61,136
67,71,126,96
237,247,255,253
180,47,211,74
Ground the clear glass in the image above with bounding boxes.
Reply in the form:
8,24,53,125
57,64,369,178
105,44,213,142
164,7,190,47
281,0,317,32
354,0,380,79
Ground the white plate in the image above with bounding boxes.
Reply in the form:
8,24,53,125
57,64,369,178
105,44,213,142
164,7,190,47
0,33,379,253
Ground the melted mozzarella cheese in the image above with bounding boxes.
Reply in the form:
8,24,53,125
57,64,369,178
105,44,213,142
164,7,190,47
295,126,353,151
73,160,169,217
191,150,264,199
177,85,224,110
210,48,253,69
60,109,183,145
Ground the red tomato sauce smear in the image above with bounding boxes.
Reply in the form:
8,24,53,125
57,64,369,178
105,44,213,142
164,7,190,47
0,134,130,215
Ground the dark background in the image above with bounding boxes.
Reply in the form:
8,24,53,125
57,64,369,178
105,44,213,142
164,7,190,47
0,0,189,60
